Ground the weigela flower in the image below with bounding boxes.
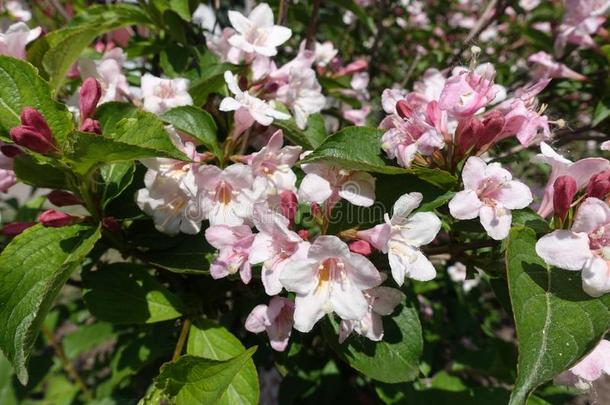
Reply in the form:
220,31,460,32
438,64,499,118
0,149,16,193
141,74,193,115
276,68,326,129
343,106,371,126
298,162,376,208
249,206,308,295
2,0,32,21
80,48,131,103
0,22,41,59
279,235,382,332
536,197,610,297
205,224,255,284
219,71,290,127
555,340,610,390
245,297,295,351
313,41,338,67
338,283,402,343
528,51,586,81
534,142,610,217
205,28,243,64
449,157,532,240
555,0,610,56
227,3,292,57
358,192,441,284
447,262,482,294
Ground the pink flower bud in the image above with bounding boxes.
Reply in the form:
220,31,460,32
1,221,35,236
102,216,121,234
79,77,102,120
80,117,101,134
9,126,54,154
279,190,298,224
0,144,22,158
395,100,412,119
455,117,482,155
337,59,368,76
349,240,372,256
20,108,53,140
476,112,505,150
38,209,75,227
297,229,310,240
47,190,82,207
553,175,577,221
587,170,610,199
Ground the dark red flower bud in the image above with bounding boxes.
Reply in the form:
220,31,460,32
587,170,610,200
9,126,54,154
395,100,412,120
20,107,53,140
47,190,82,207
79,77,102,120
279,190,298,225
38,209,75,227
297,229,310,240
349,240,372,256
102,216,121,234
0,144,22,158
1,221,35,236
553,175,577,221
476,112,505,150
80,118,101,134
455,117,482,155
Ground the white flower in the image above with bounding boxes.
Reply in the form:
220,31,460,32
0,22,41,59
276,68,326,129
219,71,290,126
141,74,193,115
227,3,292,57
314,41,338,67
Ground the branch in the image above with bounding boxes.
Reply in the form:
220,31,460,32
172,318,192,361
305,0,322,50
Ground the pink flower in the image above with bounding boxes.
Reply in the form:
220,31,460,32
313,41,338,67
206,224,254,284
338,284,402,343
249,207,307,295
80,48,131,103
556,340,610,389
358,192,441,284
449,157,532,240
555,0,610,56
141,74,192,115
0,150,16,193
276,68,325,129
536,197,610,297
245,297,294,351
38,209,76,228
279,235,382,332
0,22,41,59
533,142,610,217
205,28,243,64
227,3,292,57
438,64,499,118
298,162,376,208
528,51,586,81
343,106,371,126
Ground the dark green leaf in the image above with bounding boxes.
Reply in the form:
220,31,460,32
160,106,221,158
146,233,213,274
273,112,328,149
99,162,135,210
12,155,69,189
62,322,115,359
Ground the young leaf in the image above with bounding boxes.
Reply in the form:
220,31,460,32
154,347,257,404
160,106,222,158
98,162,135,210
82,263,186,324
506,226,610,405
322,295,423,383
0,56,74,146
273,113,327,149
187,319,259,405
0,224,101,385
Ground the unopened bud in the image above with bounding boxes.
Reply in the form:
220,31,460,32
102,216,121,234
279,190,298,225
476,112,505,150
338,59,368,75
79,77,102,120
10,126,54,154
20,108,53,140
80,117,101,134
47,190,82,207
349,240,372,256
38,209,75,228
553,175,577,221
587,170,610,200
0,144,22,158
1,221,35,236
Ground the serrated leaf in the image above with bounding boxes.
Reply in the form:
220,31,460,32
12,154,69,189
99,162,135,210
187,319,259,405
95,102,138,134
0,56,74,146
322,294,422,383
506,227,610,404
160,106,221,158
273,112,327,149
0,224,101,384
82,263,185,324
155,347,257,404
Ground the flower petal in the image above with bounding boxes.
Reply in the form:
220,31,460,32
535,230,592,270
479,205,512,240
449,190,483,220
572,197,610,234
582,257,610,298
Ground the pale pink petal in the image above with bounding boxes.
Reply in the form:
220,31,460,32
307,235,350,261
357,224,391,252
401,212,442,246
278,258,319,295
227,10,251,33
582,257,610,297
535,230,592,270
339,172,376,207
479,205,512,240
391,192,423,224
462,156,488,190
496,180,533,210
248,3,274,27
298,172,333,204
345,253,382,290
245,304,269,333
572,198,610,234
449,190,483,220
292,291,327,332
371,287,403,315
330,284,368,321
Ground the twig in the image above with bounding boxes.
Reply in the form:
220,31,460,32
305,0,322,50
368,0,387,77
172,318,192,361
42,325,93,402
277,0,288,26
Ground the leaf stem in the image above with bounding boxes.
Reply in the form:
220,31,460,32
172,318,192,361
41,325,94,402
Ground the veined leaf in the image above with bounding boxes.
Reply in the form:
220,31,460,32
160,106,221,158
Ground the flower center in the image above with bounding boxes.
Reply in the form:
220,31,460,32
590,224,610,250
154,83,176,99
215,181,233,205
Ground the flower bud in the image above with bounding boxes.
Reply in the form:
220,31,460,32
455,117,482,156
79,77,102,120
47,190,82,207
0,144,22,158
349,240,372,256
553,175,577,221
9,126,54,154
38,209,75,227
20,108,53,140
80,117,101,134
297,229,310,240
1,221,35,236
279,190,298,225
395,100,412,119
102,216,121,234
338,59,368,75
476,112,505,150
586,170,610,200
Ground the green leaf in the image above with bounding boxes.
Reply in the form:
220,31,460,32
98,162,135,210
82,263,185,324
322,294,422,383
154,347,257,404
95,102,138,134
146,233,213,274
0,56,74,146
189,63,240,106
12,154,69,189
0,224,101,384
160,106,221,158
62,322,115,359
506,227,610,404
273,112,327,149
593,98,610,127
169,0,191,21
0,352,17,405
187,319,259,405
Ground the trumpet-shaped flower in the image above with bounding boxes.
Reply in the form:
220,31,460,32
205,224,255,284
245,297,295,351
449,157,532,240
536,197,610,297
358,192,441,284
438,64,499,118
528,51,586,81
227,3,292,57
0,22,41,59
555,0,610,56
141,74,193,115
276,68,326,129
279,235,382,332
